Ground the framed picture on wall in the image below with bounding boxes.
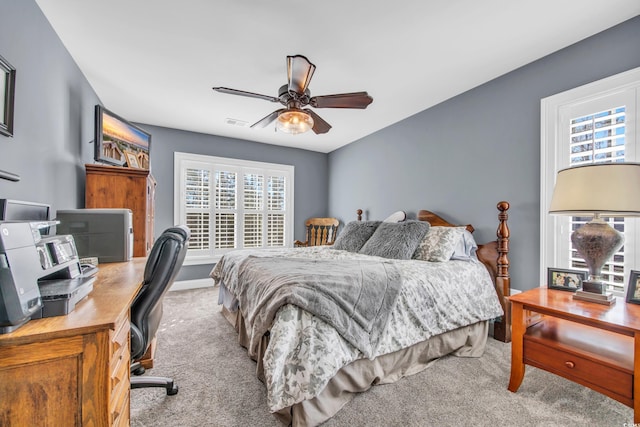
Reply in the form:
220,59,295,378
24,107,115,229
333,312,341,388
0,54,16,137
547,267,587,291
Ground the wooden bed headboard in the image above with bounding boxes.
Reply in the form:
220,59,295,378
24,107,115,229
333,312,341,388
356,202,511,343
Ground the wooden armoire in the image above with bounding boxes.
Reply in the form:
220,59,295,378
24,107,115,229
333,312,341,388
85,164,156,257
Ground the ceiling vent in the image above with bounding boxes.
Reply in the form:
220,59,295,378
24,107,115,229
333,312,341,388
225,118,249,127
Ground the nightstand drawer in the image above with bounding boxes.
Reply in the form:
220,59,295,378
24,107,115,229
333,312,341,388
524,339,632,399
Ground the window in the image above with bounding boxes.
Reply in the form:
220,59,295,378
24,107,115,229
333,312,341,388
174,152,294,265
541,67,640,294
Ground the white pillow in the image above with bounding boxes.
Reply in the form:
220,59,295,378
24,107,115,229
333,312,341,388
451,230,478,261
383,210,406,223
413,226,467,262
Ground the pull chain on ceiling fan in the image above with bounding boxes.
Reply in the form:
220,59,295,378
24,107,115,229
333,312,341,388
213,55,373,135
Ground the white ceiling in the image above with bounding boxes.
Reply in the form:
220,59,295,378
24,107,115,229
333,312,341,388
35,1,639,153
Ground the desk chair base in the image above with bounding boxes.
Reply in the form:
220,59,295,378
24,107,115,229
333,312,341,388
131,376,179,395
130,362,179,395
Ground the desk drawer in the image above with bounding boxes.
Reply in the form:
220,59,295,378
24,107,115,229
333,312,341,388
110,340,130,391
111,388,130,427
524,339,632,399
110,316,130,357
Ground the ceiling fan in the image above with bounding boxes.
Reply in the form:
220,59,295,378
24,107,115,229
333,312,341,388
212,55,373,135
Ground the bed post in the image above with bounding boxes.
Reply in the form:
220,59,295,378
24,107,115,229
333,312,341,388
492,201,511,343
356,209,362,221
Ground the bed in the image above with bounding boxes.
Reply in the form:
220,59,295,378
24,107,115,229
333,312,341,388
210,201,511,426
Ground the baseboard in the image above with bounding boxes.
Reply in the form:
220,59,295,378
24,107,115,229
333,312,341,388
510,288,521,295
170,278,214,291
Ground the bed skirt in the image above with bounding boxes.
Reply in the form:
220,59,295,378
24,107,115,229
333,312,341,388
221,306,489,426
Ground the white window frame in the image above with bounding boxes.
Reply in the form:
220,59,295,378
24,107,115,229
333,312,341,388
541,67,640,293
174,152,294,265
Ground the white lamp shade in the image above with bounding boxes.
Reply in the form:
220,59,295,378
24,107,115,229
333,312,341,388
549,163,640,216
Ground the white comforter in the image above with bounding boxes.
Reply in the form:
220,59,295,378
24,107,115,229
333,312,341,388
210,246,503,412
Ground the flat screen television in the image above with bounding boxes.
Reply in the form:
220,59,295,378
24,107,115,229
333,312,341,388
94,105,151,170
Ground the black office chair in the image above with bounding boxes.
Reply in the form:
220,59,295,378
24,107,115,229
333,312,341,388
130,225,190,395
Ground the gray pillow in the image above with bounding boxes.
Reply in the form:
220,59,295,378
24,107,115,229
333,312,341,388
332,221,381,252
359,220,430,260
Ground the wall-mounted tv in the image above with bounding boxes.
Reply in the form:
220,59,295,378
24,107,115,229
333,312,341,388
94,105,151,170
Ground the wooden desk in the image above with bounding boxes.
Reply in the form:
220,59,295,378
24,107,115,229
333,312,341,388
508,287,640,423
0,259,146,427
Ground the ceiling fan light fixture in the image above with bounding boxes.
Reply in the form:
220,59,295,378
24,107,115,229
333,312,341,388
276,109,314,134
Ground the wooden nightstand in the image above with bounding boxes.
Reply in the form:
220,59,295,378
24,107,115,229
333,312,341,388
508,287,640,423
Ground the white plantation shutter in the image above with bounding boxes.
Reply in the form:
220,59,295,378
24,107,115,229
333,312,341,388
243,173,264,248
267,175,287,247
569,107,626,165
215,170,237,249
175,152,294,264
184,167,210,251
541,68,640,295
568,107,627,291
268,214,285,247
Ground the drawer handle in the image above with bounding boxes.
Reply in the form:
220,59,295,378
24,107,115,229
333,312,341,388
565,361,575,369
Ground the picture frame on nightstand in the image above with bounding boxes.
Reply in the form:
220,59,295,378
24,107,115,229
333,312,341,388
547,267,587,291
625,270,640,304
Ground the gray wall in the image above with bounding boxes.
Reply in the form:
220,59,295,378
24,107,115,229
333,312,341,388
328,16,640,291
140,124,328,281
0,0,100,209
0,0,328,282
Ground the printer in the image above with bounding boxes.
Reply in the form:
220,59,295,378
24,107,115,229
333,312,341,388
0,221,97,333
56,208,133,263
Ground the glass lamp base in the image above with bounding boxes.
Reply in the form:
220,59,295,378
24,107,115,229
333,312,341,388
582,281,605,294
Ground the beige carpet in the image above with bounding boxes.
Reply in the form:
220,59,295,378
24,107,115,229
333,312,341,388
130,287,633,426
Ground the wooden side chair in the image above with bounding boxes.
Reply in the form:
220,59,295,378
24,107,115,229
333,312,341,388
294,217,340,247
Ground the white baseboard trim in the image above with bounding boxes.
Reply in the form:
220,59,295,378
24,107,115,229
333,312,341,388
510,288,521,295
170,278,214,291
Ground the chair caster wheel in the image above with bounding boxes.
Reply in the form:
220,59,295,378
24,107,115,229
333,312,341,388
132,366,146,376
167,384,179,396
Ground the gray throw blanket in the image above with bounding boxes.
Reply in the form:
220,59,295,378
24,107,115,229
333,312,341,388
236,256,402,359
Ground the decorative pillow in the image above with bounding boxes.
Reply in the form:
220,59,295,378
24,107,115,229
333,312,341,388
451,230,479,261
413,226,467,262
332,221,381,252
383,210,406,223
359,220,430,260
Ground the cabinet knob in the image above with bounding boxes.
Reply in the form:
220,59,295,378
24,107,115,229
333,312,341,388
564,361,575,369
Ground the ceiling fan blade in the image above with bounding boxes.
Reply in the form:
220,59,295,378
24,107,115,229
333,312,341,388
212,87,279,103
287,55,316,95
251,109,285,128
306,109,332,134
310,92,373,109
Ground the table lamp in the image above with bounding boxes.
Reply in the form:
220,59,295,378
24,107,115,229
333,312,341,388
549,163,640,305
